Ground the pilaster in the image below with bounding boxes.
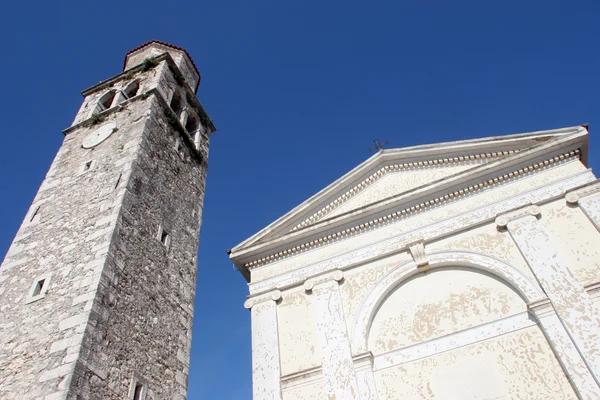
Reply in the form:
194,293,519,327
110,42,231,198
353,352,379,400
528,299,600,399
566,182,600,232
244,291,283,400
304,270,360,399
497,205,600,385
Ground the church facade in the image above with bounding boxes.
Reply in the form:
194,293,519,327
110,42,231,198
0,42,214,399
230,126,600,399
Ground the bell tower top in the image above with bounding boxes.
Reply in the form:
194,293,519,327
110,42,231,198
124,40,201,91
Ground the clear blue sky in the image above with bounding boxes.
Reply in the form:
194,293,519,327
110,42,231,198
1,1,599,399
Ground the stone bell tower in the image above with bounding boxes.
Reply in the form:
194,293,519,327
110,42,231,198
0,41,215,400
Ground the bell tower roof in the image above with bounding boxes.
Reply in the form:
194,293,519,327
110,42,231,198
124,40,201,91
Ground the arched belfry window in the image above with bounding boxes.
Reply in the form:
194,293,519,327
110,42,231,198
123,80,140,99
185,114,198,134
96,90,116,113
170,91,184,118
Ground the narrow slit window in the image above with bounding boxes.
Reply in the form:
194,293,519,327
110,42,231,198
30,206,40,222
133,383,143,400
124,80,140,99
160,230,169,246
32,279,45,297
114,173,122,189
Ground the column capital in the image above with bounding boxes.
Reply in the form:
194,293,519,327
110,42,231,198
304,270,344,293
495,205,541,229
527,298,554,318
352,352,374,370
244,289,282,309
565,183,600,205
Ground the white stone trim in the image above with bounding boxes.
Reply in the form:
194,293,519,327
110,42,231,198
128,373,149,400
350,251,545,354
565,182,600,205
353,352,379,400
246,150,580,269
528,299,600,398
308,273,360,399
248,169,595,296
407,240,428,269
245,290,283,400
25,272,52,304
373,311,535,371
503,214,600,385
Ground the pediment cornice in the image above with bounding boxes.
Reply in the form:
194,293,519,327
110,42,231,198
230,126,588,280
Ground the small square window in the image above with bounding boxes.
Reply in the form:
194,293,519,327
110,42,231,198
26,274,52,304
32,279,45,296
84,161,92,171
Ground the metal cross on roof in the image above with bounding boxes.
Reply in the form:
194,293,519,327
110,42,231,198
369,139,389,152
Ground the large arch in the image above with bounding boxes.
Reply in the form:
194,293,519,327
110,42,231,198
350,250,546,354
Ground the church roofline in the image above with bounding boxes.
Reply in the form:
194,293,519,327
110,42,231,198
229,125,589,279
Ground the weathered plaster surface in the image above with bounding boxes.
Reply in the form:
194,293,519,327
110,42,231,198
374,326,578,400
368,269,526,354
427,224,534,282
505,213,600,384
278,287,321,375
539,199,600,286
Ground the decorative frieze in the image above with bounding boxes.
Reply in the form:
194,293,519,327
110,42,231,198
246,150,580,270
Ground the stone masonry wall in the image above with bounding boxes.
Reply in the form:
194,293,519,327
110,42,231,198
67,75,208,399
0,51,210,400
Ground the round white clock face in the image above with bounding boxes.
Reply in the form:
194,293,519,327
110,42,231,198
82,122,117,149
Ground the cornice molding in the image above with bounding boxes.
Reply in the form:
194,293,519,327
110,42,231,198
244,149,580,270
292,151,518,231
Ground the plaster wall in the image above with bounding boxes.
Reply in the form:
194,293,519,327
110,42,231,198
538,199,600,286
373,326,577,399
367,268,526,354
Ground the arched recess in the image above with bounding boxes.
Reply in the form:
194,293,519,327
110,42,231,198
351,250,545,354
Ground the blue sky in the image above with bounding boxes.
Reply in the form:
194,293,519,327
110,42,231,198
1,1,600,399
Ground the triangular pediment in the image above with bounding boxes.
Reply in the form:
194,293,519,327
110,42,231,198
231,126,588,273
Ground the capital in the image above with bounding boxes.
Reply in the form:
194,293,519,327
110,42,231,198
244,289,282,309
527,298,554,319
565,182,600,206
304,270,344,292
495,205,541,229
